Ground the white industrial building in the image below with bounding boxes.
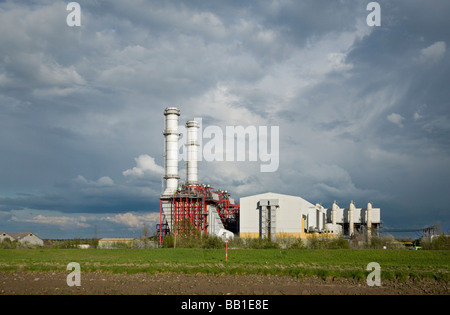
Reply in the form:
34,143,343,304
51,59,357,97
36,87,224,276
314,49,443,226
239,192,380,239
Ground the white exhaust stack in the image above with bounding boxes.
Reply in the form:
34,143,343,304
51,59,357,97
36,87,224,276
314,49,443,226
366,202,372,239
332,201,338,225
163,107,180,196
186,120,200,185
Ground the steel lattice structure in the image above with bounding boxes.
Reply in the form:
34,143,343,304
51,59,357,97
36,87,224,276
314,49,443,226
158,184,239,246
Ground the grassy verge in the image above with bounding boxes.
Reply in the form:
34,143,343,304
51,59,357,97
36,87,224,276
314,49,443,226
0,248,448,282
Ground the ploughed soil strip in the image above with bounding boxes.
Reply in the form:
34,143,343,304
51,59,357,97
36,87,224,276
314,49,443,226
0,272,448,295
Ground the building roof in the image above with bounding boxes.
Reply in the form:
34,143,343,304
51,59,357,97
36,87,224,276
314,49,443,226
240,192,315,207
1,232,39,240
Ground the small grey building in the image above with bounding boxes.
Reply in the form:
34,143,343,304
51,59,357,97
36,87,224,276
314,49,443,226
0,232,44,247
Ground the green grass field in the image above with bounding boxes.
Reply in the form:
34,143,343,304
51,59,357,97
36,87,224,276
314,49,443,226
0,248,448,281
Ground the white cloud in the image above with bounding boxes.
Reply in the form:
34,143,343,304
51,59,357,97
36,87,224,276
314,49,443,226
327,52,353,72
103,212,160,228
123,155,164,178
413,112,422,121
0,51,85,94
387,113,405,128
11,214,90,228
97,176,115,187
75,175,115,187
418,41,446,64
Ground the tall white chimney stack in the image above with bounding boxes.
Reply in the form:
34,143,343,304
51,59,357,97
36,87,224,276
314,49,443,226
186,120,200,185
163,107,180,196
349,200,355,237
332,201,338,225
366,202,373,239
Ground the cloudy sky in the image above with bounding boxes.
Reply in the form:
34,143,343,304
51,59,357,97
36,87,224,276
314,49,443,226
0,0,449,239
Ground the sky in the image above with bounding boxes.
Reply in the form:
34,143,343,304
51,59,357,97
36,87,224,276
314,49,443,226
0,0,449,239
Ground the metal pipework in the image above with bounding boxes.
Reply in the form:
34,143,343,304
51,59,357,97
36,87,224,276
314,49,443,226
163,107,180,196
185,120,200,186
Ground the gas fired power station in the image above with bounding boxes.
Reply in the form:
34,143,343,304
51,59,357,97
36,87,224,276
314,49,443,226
158,107,239,245
157,107,381,244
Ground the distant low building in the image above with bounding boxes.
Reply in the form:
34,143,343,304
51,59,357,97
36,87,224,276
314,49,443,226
0,232,44,247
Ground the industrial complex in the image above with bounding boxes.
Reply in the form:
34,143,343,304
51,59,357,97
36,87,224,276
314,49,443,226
157,108,380,245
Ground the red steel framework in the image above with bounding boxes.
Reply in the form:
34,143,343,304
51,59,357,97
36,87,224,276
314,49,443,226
158,184,239,246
